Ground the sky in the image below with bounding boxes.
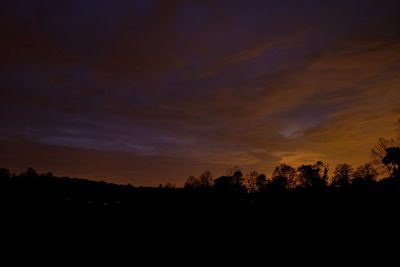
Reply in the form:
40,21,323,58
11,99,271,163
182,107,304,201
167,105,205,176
1,0,400,186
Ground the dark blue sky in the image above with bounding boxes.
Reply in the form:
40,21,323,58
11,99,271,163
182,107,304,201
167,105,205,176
1,0,400,185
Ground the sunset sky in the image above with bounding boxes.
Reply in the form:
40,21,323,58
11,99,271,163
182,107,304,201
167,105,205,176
1,0,400,186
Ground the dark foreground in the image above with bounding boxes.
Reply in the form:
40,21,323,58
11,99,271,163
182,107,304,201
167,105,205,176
2,173,400,266
2,172,400,220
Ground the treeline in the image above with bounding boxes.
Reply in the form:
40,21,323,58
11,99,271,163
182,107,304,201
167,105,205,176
184,120,400,195
1,120,400,212
184,161,398,196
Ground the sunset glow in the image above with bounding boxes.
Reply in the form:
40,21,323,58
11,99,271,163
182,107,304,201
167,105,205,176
1,0,400,186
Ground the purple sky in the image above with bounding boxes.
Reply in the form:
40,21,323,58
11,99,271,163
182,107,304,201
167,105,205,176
1,0,400,185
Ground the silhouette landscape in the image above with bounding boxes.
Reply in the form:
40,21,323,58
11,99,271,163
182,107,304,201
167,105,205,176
2,2,400,265
1,0,400,222
2,120,400,214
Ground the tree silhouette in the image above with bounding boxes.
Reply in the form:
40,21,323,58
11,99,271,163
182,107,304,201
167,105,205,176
184,176,201,189
199,170,214,188
225,166,241,176
332,164,353,187
214,167,245,194
184,171,214,190
371,120,400,176
272,164,297,189
382,147,400,179
352,163,378,184
20,167,39,178
162,183,175,189
297,161,328,188
1,118,399,211
245,171,259,193
232,170,246,193
320,161,329,183
256,174,267,191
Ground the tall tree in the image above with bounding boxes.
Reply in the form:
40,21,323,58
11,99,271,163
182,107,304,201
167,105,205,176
297,162,328,188
332,164,353,187
256,174,267,191
382,147,400,179
184,171,214,189
225,166,241,176
245,171,259,193
371,119,400,175
199,170,214,188
272,164,297,189
352,163,378,184
184,176,201,189
232,170,245,192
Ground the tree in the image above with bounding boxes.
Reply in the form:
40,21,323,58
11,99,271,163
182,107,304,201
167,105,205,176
371,120,400,175
256,174,267,191
297,165,317,187
352,163,378,184
297,162,328,188
198,170,214,188
184,171,214,190
163,183,175,189
332,164,353,187
184,176,201,189
382,147,400,178
245,171,259,193
272,164,297,189
371,138,398,175
20,167,39,178
214,167,245,193
225,166,241,176
315,161,329,183
232,170,245,192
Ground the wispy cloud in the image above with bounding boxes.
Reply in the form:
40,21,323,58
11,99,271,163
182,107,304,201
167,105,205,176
1,0,399,185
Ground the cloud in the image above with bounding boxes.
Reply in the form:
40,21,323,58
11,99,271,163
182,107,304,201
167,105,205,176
1,0,400,184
